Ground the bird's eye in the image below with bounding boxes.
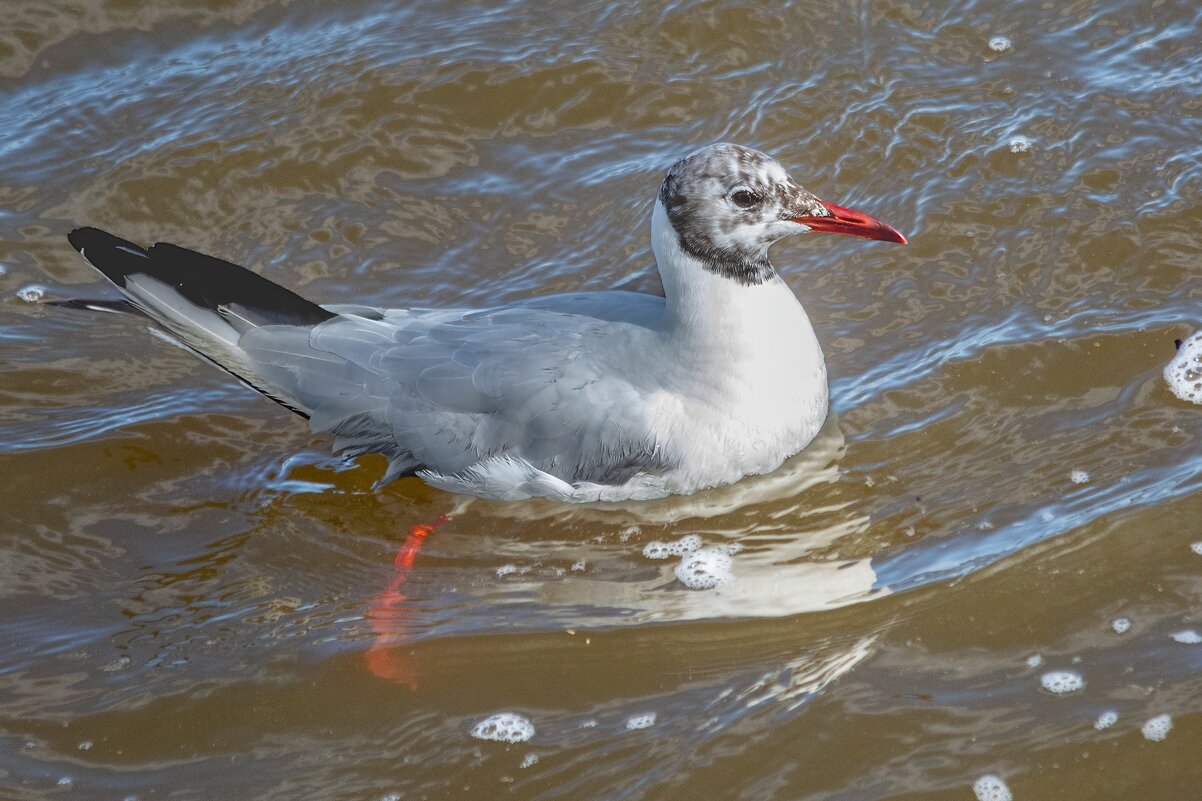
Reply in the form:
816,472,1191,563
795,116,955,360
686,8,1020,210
730,190,759,209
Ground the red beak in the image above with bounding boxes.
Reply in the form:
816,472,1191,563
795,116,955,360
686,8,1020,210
792,201,907,244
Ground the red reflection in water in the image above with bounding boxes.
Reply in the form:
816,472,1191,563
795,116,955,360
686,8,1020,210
364,513,450,688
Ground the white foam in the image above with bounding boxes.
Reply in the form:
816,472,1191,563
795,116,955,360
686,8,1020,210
1040,510,1055,522
972,774,1013,801
988,35,1013,52
642,534,702,560
520,753,539,768
674,547,734,590
1141,713,1172,742
1009,136,1032,153
56,777,73,788
1094,710,1118,730
1111,617,1131,634
571,560,586,572
1026,653,1044,668
1040,670,1085,694
496,564,532,578
579,719,598,729
1192,542,1202,556
1070,469,1090,484
381,794,401,801
625,712,656,730
1165,332,1202,404
1170,629,1202,644
619,525,640,542
77,741,92,751
470,713,535,743
17,285,45,302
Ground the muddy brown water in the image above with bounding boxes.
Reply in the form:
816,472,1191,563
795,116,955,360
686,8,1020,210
3,1,1202,799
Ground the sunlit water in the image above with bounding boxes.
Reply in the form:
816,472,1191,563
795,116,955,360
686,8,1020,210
3,1,1202,798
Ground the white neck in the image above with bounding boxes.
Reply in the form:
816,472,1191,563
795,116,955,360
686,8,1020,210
647,198,830,477
651,198,809,347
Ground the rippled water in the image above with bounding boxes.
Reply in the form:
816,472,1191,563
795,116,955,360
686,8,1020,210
3,0,1202,798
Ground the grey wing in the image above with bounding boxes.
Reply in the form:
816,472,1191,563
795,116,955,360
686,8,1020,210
238,300,666,485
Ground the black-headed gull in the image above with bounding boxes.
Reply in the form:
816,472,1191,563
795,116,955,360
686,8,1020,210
66,143,905,502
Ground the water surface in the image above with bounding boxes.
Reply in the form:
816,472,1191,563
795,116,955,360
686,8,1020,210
3,0,1202,798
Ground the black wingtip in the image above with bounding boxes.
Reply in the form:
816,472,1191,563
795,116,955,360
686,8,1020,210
67,227,151,288
66,225,336,327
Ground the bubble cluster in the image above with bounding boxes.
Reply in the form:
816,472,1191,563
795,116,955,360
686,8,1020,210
987,35,1013,52
496,564,532,578
1111,617,1131,634
1170,629,1201,644
1040,670,1085,694
1141,714,1172,742
1192,542,1202,556
1026,654,1044,668
642,534,702,559
674,547,734,590
1070,469,1090,484
470,713,535,743
520,753,539,768
1165,332,1202,404
17,285,45,302
972,774,1012,801
625,712,657,730
1009,136,1032,153
1094,710,1118,730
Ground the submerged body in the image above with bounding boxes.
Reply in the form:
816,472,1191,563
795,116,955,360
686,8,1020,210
66,144,904,502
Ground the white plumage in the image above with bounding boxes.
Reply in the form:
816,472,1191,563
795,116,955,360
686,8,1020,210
67,143,905,502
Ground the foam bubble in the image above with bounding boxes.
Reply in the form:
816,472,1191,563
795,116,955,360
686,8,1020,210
496,564,533,578
520,753,539,768
17,285,45,302
1040,510,1055,522
1026,653,1044,668
1070,469,1090,484
988,35,1013,53
1192,542,1202,556
619,525,640,542
77,740,92,751
625,713,656,730
1009,136,1032,153
1093,710,1118,730
1040,670,1085,694
381,794,402,801
470,713,535,743
1111,617,1131,634
642,534,702,560
57,777,73,788
1170,629,1202,644
674,547,733,590
1165,332,1202,404
571,560,586,572
1142,713,1172,742
972,774,1012,801
579,719,598,729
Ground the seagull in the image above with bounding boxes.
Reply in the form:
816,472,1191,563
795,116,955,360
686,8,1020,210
66,143,905,502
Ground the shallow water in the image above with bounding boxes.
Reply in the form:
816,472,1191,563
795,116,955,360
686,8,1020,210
3,0,1202,798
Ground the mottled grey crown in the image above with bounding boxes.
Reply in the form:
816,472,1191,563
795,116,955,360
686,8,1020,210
658,143,828,285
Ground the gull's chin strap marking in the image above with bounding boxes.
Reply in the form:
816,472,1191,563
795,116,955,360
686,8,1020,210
364,513,451,689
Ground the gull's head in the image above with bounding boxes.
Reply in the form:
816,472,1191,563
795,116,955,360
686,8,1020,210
657,143,906,285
